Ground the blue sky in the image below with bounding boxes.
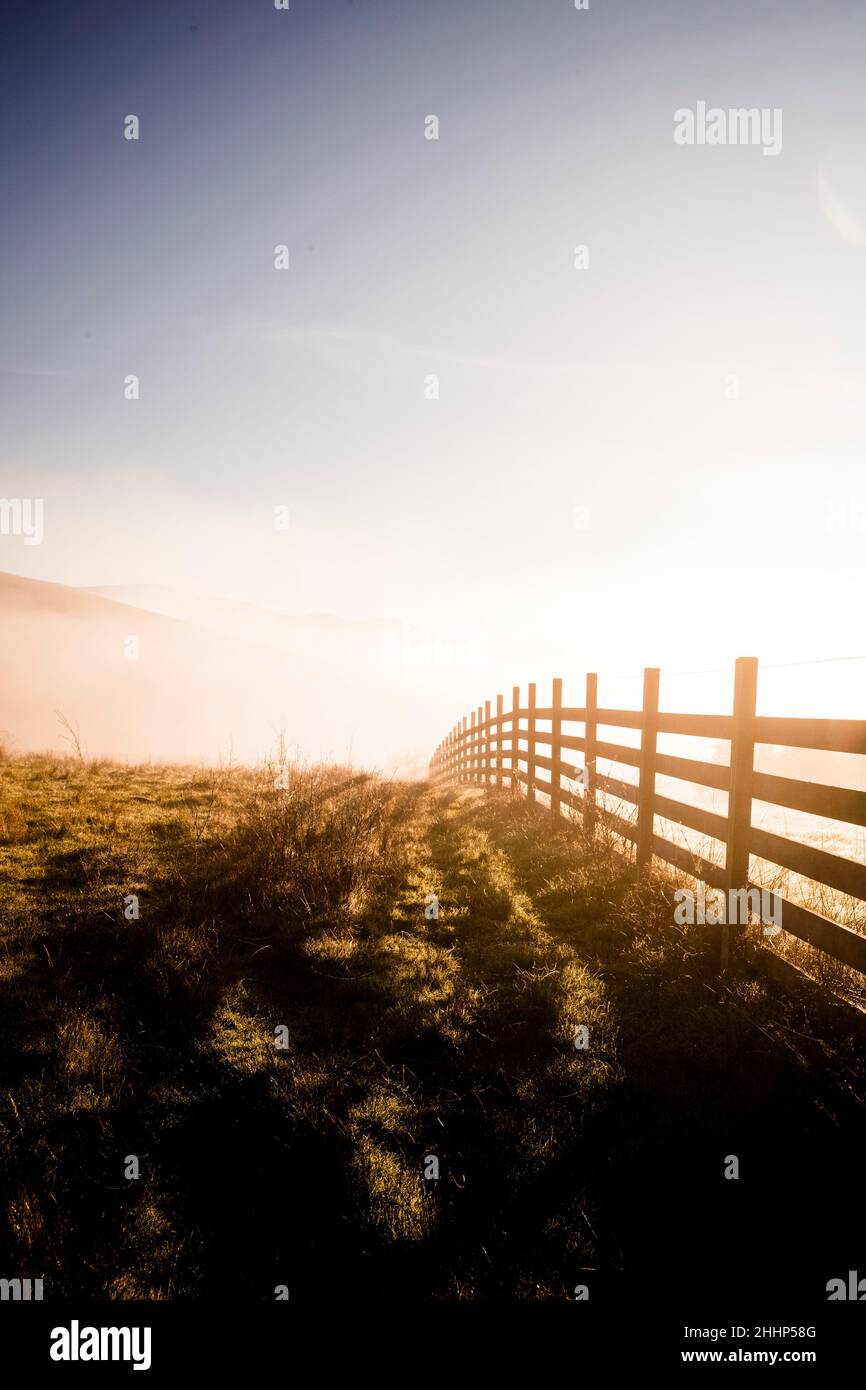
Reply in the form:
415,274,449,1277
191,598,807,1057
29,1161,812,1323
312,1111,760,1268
2,0,865,717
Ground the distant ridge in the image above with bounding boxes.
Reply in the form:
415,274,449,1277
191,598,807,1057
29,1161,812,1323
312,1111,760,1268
81,584,395,639
0,571,432,774
0,571,359,764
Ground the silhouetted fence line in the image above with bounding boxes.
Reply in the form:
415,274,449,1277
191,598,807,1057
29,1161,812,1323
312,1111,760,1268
429,657,866,975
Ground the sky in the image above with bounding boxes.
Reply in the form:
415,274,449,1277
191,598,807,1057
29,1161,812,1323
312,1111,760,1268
1,0,866,745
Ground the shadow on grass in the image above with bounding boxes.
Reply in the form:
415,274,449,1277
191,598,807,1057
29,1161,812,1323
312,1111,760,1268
462,786,866,1303
3,772,866,1301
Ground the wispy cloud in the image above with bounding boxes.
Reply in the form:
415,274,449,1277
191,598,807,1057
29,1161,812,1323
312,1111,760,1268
236,317,600,374
0,363,73,377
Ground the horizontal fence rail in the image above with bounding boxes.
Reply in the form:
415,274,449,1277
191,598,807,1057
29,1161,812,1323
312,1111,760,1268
428,657,866,977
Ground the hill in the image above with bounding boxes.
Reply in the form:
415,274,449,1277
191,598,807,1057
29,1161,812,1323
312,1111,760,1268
0,572,407,768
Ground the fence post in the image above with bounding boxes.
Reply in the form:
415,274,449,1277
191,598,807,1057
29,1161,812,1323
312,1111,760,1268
636,667,660,871
495,694,503,785
527,683,536,802
551,677,563,822
584,672,597,837
723,656,759,971
484,700,491,784
476,705,483,782
512,684,520,790
460,716,467,783
470,710,476,784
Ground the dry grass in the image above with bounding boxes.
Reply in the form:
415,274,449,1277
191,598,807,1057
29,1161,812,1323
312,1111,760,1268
1,757,865,1302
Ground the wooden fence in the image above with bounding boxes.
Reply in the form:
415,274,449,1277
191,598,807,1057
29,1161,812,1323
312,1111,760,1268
429,657,866,974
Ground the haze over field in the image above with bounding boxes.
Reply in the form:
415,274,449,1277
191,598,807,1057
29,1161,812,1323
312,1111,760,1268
0,571,431,772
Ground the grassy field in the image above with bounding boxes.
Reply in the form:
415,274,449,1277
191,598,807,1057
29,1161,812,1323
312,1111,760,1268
1,752,866,1303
